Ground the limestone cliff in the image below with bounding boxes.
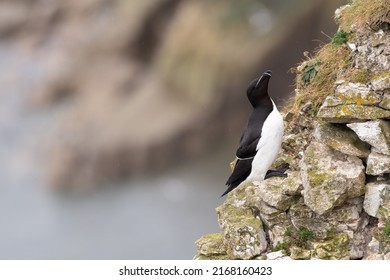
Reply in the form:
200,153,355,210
194,0,390,260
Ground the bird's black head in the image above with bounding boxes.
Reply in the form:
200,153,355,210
246,70,272,107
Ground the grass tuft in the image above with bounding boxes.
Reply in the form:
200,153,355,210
299,229,314,243
340,0,390,32
273,227,314,255
332,30,350,45
285,0,390,117
287,43,351,116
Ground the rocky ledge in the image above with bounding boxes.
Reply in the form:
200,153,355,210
195,0,390,260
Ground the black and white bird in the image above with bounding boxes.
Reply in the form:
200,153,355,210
222,70,284,197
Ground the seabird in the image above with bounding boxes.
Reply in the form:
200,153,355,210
222,70,285,197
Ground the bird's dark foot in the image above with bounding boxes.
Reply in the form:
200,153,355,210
264,168,288,180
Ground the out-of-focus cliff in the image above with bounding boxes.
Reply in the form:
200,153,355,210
0,0,345,188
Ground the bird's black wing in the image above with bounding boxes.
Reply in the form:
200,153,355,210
235,133,261,159
222,158,253,197
222,127,261,196
235,108,271,158
222,109,271,197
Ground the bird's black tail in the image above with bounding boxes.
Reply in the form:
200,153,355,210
220,183,238,197
221,159,252,197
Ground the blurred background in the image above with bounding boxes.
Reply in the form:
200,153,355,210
0,0,346,259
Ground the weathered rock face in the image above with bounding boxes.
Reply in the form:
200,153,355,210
346,120,390,176
194,233,228,260
318,80,390,122
195,0,390,260
300,141,365,215
216,191,268,260
347,120,390,154
313,122,370,157
364,182,390,219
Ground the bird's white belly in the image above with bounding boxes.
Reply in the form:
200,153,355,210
247,104,284,183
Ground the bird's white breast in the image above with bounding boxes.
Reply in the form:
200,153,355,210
247,99,284,183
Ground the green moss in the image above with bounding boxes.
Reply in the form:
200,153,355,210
272,226,314,256
314,233,350,259
377,207,389,220
309,107,319,117
372,219,390,253
299,229,314,243
195,233,227,256
384,219,390,238
219,203,261,229
203,233,223,242
217,200,265,260
307,170,331,186
290,246,312,260
284,227,292,237
273,242,291,255
332,30,350,45
319,104,390,122
372,72,390,80
228,183,248,202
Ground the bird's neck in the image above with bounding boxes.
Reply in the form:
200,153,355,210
251,94,273,108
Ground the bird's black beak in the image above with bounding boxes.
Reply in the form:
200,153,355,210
255,70,272,89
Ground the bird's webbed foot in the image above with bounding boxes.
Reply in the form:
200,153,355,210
264,167,288,180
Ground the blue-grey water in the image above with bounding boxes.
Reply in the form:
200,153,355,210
0,44,228,259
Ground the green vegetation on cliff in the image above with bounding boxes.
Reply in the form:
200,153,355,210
289,0,390,117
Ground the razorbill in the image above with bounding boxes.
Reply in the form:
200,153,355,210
222,70,284,197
